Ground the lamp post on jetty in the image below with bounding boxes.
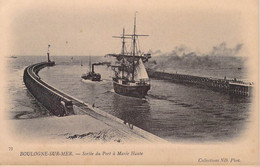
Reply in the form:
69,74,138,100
47,44,51,62
46,44,55,66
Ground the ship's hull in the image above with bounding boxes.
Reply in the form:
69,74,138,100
113,81,150,98
81,72,101,81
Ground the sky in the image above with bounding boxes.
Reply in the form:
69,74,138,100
0,0,258,56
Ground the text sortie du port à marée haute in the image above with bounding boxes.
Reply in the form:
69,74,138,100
20,151,143,156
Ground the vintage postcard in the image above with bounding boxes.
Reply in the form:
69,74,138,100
0,0,258,165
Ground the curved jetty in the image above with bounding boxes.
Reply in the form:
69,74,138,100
23,61,166,143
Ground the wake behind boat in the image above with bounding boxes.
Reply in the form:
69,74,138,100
106,13,151,98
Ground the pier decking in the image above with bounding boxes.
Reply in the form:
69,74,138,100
23,62,166,143
147,69,253,97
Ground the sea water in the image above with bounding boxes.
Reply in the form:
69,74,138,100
6,56,251,142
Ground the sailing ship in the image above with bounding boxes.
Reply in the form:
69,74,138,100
106,14,151,98
81,57,101,81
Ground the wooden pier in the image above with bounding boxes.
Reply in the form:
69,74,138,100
147,69,253,97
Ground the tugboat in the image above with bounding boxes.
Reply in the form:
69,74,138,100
9,55,17,58
81,57,101,81
106,13,151,98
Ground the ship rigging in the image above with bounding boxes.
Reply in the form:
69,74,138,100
106,13,151,98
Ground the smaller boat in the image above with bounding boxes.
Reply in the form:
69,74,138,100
81,71,101,81
9,55,17,58
81,57,101,81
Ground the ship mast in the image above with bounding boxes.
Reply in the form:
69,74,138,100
122,28,125,78
89,56,92,72
107,12,149,82
122,28,126,55
132,12,137,82
127,12,148,81
112,28,130,79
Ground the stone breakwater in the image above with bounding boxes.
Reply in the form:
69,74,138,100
23,62,74,116
147,69,253,97
23,62,166,143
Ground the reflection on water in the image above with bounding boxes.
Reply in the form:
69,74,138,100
7,56,252,142
111,94,152,130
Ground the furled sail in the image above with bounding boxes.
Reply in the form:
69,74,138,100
134,59,149,81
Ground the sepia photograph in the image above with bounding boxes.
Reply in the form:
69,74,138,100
0,0,258,165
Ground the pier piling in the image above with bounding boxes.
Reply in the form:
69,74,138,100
147,69,252,97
